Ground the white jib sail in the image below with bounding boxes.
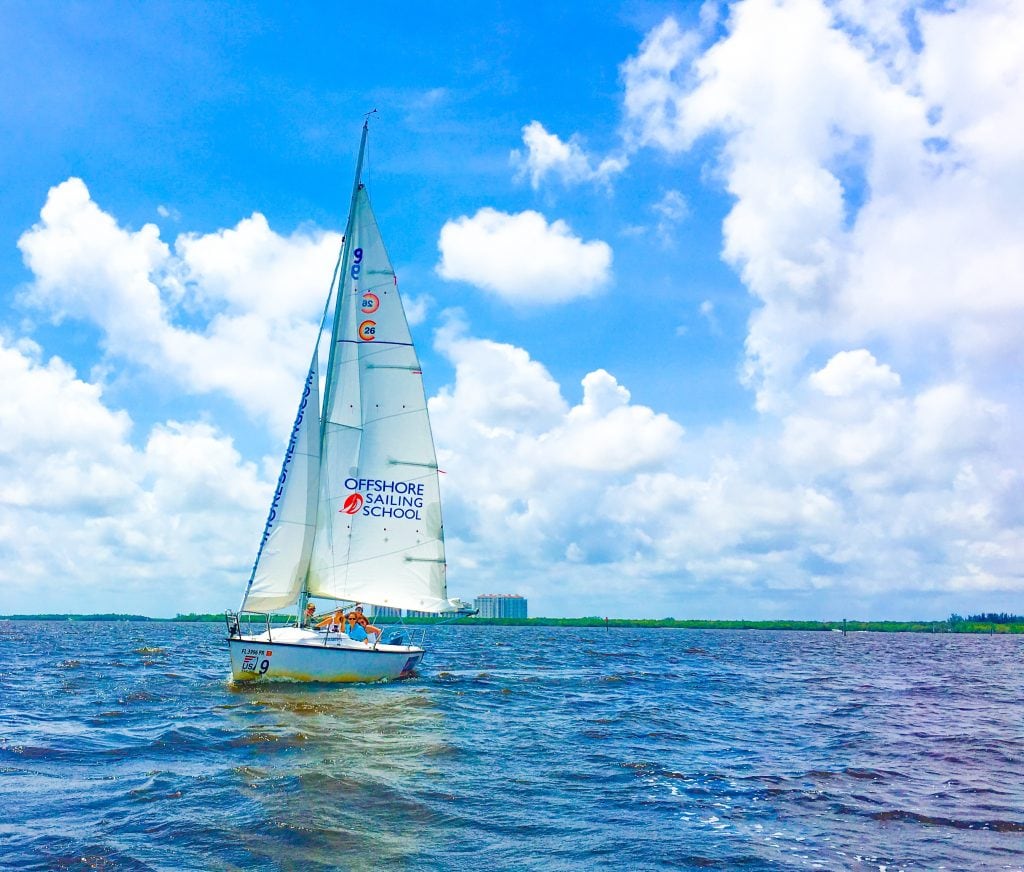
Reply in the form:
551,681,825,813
307,186,451,613
240,352,321,612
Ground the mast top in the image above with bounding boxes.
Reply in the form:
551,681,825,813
351,114,374,204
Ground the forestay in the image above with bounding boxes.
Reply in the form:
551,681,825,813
241,354,321,612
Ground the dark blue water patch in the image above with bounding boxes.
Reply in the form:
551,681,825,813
1,622,1022,870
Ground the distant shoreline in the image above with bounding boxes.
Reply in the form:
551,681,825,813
2,614,1022,634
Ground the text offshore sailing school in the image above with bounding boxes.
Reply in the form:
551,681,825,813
345,477,426,520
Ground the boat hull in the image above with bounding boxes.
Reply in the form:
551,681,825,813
227,629,424,683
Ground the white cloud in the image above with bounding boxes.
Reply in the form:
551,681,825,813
0,338,135,509
425,322,1022,615
432,314,569,437
653,189,689,222
17,178,341,434
7,1,1024,619
424,0,1024,614
429,323,687,607
511,121,628,189
436,208,612,304
620,17,703,153
621,2,1024,412
698,299,720,334
0,337,272,615
652,189,690,243
554,369,685,473
809,349,900,398
427,322,988,612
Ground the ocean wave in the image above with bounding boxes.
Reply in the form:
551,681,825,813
1,622,1021,870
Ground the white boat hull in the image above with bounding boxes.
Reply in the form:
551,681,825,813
227,627,424,683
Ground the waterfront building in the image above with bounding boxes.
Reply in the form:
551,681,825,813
474,594,527,619
371,606,402,619
405,609,440,617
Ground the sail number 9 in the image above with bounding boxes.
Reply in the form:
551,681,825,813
241,649,273,676
351,247,363,280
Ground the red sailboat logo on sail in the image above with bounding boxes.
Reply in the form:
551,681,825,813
340,492,364,514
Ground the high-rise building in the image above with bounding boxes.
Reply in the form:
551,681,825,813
371,606,402,619
474,594,527,618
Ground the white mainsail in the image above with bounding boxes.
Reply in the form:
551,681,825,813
307,185,449,612
241,127,451,616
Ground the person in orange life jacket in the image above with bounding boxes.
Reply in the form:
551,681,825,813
345,605,381,643
302,602,317,628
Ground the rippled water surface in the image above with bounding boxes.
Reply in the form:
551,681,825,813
1,622,1022,870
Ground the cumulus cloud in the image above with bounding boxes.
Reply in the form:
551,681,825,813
436,208,612,303
7,0,1024,618
425,321,1021,616
511,121,628,189
621,17,704,153
426,1,1024,614
18,178,341,434
397,292,429,327
809,349,900,398
0,337,271,614
582,0,1024,611
429,321,686,604
353,311,995,617
621,2,1024,412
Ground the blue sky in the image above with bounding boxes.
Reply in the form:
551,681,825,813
2,0,1022,619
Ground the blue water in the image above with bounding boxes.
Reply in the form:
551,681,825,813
1,622,1022,870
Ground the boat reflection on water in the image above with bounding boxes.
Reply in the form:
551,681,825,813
221,681,452,866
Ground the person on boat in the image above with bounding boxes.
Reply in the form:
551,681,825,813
301,602,317,628
315,609,346,632
345,605,381,644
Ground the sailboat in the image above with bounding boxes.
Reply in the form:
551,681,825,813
226,120,467,682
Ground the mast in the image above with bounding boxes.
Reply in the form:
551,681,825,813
297,117,372,622
320,116,371,446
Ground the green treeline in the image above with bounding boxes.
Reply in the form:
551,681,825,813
4,613,1022,633
174,612,293,624
1,613,158,622
433,616,1024,633
963,612,1023,623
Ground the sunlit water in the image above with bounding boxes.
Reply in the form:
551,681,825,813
1,622,1022,870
